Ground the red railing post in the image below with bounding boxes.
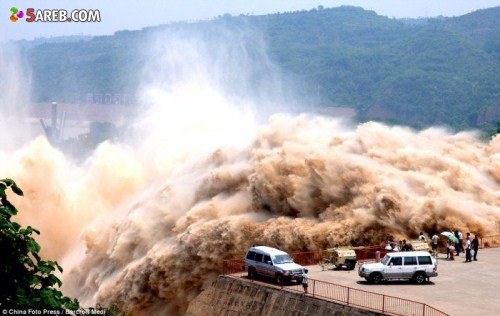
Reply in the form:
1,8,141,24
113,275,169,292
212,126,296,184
312,279,316,297
347,287,350,306
382,294,385,313
423,303,426,316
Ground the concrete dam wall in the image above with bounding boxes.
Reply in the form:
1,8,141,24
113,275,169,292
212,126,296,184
187,276,383,316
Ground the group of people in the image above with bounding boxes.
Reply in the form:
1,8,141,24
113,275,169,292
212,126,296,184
384,231,480,262
384,238,414,252
430,231,480,262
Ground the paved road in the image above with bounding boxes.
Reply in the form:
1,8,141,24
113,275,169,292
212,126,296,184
307,248,500,316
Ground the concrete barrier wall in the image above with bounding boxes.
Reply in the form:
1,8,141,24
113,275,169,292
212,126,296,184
187,276,384,316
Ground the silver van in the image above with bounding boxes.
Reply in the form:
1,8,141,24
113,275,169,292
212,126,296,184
358,251,437,284
243,246,305,284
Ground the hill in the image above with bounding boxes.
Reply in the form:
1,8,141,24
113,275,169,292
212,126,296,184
22,6,500,130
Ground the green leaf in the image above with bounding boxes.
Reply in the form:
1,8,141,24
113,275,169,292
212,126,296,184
32,251,41,263
48,274,63,287
1,179,23,196
12,221,21,231
64,299,80,311
27,240,41,253
30,226,41,235
0,206,17,217
21,226,39,235
38,262,55,274
24,256,37,268
0,214,10,227
32,275,42,285
20,227,30,235
55,262,64,273
2,178,14,186
11,183,24,196
1,197,18,216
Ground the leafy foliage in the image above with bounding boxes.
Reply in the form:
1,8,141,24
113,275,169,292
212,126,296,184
0,179,79,310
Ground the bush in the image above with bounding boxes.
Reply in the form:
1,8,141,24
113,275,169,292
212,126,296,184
0,178,79,310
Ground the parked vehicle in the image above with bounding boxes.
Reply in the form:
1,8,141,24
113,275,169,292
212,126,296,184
243,246,305,284
358,251,437,284
409,240,431,253
324,247,357,270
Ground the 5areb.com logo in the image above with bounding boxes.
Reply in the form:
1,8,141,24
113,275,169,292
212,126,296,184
10,7,24,22
10,7,101,23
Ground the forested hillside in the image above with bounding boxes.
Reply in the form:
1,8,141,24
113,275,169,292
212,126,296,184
23,6,500,130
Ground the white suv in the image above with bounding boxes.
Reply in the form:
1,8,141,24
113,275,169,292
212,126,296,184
243,246,305,284
358,251,437,284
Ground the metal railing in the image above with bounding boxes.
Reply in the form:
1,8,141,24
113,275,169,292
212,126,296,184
222,258,245,275
291,250,327,266
354,246,390,263
222,261,449,316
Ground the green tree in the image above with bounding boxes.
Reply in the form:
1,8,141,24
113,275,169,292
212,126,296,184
0,178,79,310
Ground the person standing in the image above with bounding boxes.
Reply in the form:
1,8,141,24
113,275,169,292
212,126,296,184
458,231,464,254
446,241,451,259
385,241,393,251
405,240,414,251
302,269,309,294
472,235,479,261
394,241,402,252
454,231,460,256
431,233,439,257
448,241,455,260
418,232,426,241
465,236,472,262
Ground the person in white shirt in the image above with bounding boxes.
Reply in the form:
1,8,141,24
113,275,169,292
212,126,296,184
448,241,455,260
393,241,402,252
385,241,393,251
302,269,309,294
465,236,472,262
457,231,463,255
418,232,426,241
431,233,439,257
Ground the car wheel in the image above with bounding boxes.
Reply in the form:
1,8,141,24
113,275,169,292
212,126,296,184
348,262,356,270
368,273,382,284
275,274,283,285
335,265,342,270
248,268,256,279
413,272,426,284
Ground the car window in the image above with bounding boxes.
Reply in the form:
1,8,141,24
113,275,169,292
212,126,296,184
273,254,294,264
246,251,256,260
254,253,263,262
264,255,272,264
381,255,390,265
404,256,417,265
390,257,402,266
418,256,432,265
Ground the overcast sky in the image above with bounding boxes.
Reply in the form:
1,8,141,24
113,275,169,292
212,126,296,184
1,0,499,41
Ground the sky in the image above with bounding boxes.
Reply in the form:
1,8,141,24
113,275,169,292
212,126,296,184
1,0,499,41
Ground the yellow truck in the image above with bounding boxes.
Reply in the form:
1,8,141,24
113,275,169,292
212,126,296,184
324,247,357,270
410,240,431,253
